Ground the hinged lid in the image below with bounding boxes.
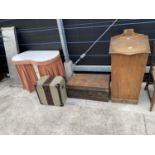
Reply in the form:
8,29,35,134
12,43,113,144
109,29,150,55
67,74,110,91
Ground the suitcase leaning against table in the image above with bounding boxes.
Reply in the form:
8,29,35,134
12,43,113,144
35,76,67,106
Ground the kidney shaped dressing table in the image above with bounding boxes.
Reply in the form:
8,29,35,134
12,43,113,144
12,50,64,92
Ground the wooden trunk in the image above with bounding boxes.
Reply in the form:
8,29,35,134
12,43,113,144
66,74,110,101
110,29,150,104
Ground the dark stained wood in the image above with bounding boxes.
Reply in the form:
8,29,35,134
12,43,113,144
145,42,155,111
66,74,110,101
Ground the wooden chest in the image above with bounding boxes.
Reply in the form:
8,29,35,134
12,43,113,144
66,74,110,101
109,29,150,104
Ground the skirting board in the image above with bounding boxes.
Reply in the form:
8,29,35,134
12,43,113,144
73,65,150,73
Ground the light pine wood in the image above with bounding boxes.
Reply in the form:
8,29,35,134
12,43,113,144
110,29,150,104
109,29,150,55
111,54,148,104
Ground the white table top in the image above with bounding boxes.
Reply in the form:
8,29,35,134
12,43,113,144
12,50,60,62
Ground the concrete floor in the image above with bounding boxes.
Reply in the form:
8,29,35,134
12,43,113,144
0,78,155,134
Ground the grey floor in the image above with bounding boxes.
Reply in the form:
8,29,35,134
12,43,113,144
0,78,155,135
